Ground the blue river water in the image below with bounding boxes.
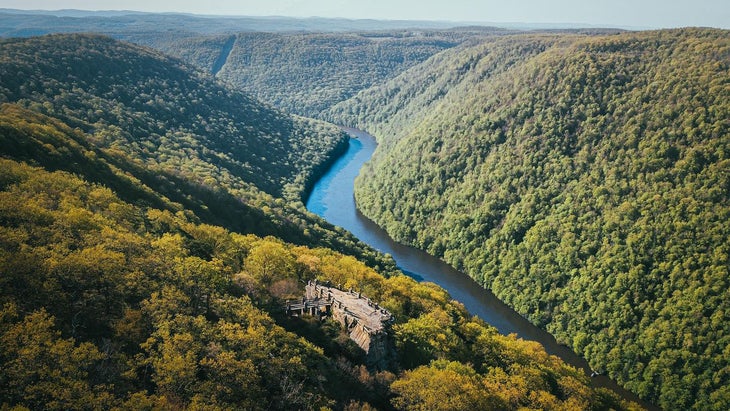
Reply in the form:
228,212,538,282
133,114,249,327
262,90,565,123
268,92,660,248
306,128,655,409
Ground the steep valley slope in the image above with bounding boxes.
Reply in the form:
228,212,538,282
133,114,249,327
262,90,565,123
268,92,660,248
327,28,730,410
0,33,399,267
135,29,500,117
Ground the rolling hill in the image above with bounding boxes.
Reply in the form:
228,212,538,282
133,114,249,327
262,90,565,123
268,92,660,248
139,29,500,117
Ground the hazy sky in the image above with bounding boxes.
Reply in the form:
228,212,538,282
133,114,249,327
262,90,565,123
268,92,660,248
2,0,729,29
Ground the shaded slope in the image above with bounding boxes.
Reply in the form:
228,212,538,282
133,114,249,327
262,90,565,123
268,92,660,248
211,35,236,75
0,34,393,270
0,33,340,199
328,28,730,409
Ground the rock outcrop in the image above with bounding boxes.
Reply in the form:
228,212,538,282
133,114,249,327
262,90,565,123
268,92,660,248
288,281,395,369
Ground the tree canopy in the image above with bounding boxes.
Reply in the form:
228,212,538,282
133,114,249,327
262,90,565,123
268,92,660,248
0,33,395,270
141,29,502,117
328,28,730,410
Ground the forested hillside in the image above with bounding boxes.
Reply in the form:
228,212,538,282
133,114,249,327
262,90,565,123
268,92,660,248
0,34,399,268
328,28,730,410
0,156,639,409
144,30,496,117
0,33,340,200
0,33,641,410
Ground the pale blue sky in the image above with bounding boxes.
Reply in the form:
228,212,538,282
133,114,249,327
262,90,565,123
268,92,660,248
2,0,729,29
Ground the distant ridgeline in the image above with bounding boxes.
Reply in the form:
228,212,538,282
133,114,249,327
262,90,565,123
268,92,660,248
0,10,467,37
328,28,730,410
139,29,501,117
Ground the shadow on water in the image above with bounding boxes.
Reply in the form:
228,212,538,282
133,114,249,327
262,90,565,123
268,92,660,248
399,269,424,282
306,127,658,410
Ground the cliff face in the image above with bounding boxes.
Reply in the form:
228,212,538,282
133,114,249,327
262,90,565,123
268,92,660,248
305,282,395,369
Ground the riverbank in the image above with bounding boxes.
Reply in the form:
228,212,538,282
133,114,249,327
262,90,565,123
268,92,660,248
300,129,351,206
306,127,657,410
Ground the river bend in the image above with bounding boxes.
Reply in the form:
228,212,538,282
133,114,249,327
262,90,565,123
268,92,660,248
306,128,654,409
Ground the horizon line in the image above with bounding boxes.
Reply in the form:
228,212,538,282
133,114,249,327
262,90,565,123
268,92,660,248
0,8,661,31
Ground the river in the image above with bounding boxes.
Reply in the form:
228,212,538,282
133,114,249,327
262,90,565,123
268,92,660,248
306,128,655,409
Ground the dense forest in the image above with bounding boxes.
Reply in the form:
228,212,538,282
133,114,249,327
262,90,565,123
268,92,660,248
0,157,638,410
140,30,499,117
0,33,642,410
0,33,400,270
0,34,340,200
328,28,730,410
